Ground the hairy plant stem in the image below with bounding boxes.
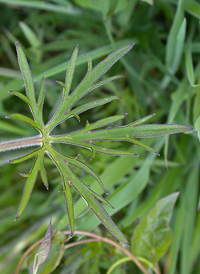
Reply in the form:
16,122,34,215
0,135,42,152
15,230,150,274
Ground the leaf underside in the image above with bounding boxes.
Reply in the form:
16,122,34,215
3,43,193,245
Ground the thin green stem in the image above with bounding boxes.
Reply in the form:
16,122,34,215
0,135,42,153
106,257,132,274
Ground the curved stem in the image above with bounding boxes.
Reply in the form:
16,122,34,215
65,239,99,249
16,230,150,274
106,257,131,274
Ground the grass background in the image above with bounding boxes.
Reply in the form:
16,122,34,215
0,0,199,273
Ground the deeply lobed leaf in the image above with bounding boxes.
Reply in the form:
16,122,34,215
0,43,194,246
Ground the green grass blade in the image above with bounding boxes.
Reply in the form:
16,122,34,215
167,0,200,19
19,22,41,48
168,196,185,274
193,86,200,123
191,209,200,265
0,0,81,15
166,0,184,68
180,166,199,274
185,41,196,86
171,17,186,73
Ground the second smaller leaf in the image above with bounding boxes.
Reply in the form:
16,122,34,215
131,193,179,269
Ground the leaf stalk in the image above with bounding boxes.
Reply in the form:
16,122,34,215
0,135,42,153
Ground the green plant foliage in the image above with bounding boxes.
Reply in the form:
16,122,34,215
131,193,179,269
28,229,66,274
0,43,193,246
1,0,200,273
33,218,53,274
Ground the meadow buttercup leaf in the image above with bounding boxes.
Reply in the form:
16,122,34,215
0,43,193,245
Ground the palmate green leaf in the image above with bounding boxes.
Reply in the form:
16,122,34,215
54,120,192,146
46,144,124,242
47,46,79,129
48,145,113,209
66,155,108,195
33,218,52,274
51,95,120,127
132,193,179,268
0,43,194,247
66,165,129,246
46,147,75,237
46,44,134,132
